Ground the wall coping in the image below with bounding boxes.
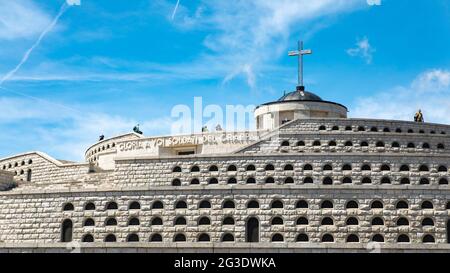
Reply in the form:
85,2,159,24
114,151,450,161
276,131,450,138
257,99,349,111
0,151,89,168
295,117,450,128
2,184,450,196
0,242,449,252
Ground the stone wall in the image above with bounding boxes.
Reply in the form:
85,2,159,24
0,187,449,246
240,118,449,154
0,152,91,185
15,171,115,192
0,118,448,250
240,133,448,154
0,171,14,184
255,101,348,131
279,118,450,134
112,154,449,188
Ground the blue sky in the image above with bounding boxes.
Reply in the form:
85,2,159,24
0,0,450,161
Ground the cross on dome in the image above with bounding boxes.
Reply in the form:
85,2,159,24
288,41,312,91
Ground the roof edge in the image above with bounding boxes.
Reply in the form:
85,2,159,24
256,99,348,111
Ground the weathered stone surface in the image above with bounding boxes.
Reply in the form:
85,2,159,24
0,118,448,252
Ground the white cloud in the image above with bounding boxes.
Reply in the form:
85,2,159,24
2,0,364,86
171,0,181,20
351,69,450,124
168,0,363,87
0,3,69,86
222,64,256,88
0,0,52,40
347,36,375,64
48,113,173,160
0,55,258,84
0,96,172,161
411,69,450,92
0,0,369,161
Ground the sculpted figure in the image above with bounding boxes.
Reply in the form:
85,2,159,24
414,109,424,123
133,125,143,135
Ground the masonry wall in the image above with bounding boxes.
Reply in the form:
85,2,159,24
241,133,448,154
0,171,14,184
240,119,449,154
112,154,450,187
278,118,450,134
106,118,449,188
0,153,91,184
0,187,449,246
0,118,448,251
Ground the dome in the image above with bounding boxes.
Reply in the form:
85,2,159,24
278,86,322,102
255,85,348,131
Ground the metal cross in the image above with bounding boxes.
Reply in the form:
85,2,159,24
288,41,312,87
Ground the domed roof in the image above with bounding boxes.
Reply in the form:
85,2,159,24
278,86,322,102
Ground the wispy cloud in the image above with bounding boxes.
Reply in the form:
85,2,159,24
171,0,180,20
166,0,363,87
0,0,52,40
347,36,375,64
0,2,69,86
0,94,172,161
0,85,81,115
1,56,233,83
2,0,364,87
351,69,450,124
412,69,450,92
222,64,256,88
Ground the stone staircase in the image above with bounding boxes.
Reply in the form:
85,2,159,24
9,170,114,192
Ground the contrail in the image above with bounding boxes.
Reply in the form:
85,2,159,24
0,3,69,86
171,0,181,20
0,86,82,115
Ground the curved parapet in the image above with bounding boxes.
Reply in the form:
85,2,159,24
84,133,143,169
84,131,266,170
115,130,265,159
